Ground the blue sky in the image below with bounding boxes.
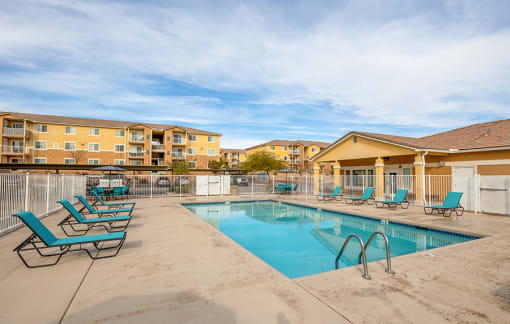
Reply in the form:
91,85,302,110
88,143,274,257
1,0,510,148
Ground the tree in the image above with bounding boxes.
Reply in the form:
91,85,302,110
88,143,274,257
170,161,190,175
209,158,229,171
239,151,286,175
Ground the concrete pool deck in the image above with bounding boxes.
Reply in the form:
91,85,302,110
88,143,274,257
0,195,509,323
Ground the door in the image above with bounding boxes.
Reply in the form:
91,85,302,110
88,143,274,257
208,176,221,195
196,176,209,196
453,167,475,211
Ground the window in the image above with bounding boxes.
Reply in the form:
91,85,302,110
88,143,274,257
115,129,125,137
35,124,47,133
208,136,215,143
345,170,351,186
34,141,47,150
188,147,196,155
34,157,46,164
188,161,196,169
64,142,76,151
188,134,196,142
282,156,287,161
311,147,318,153
65,126,76,135
130,160,142,166
403,168,412,189
270,146,275,151
283,147,287,152
352,170,366,187
88,143,100,152
173,134,184,144
368,169,374,187
89,128,100,136
114,159,125,165
114,144,125,153
353,136,357,143
88,159,100,165
208,148,216,156
64,158,76,165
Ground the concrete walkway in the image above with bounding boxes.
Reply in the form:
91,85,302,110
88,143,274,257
1,195,510,323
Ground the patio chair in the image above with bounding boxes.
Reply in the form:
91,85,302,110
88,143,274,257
91,191,136,209
345,187,375,205
121,186,128,199
75,195,134,216
94,187,106,197
278,184,287,194
112,187,122,200
274,184,281,194
12,211,126,268
57,200,131,236
292,184,298,193
375,189,409,210
424,192,464,217
316,186,342,201
285,183,292,193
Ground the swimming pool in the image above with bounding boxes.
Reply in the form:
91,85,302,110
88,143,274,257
183,201,478,279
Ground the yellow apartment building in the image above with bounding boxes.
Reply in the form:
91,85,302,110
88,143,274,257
220,149,246,168
0,112,221,169
246,139,330,173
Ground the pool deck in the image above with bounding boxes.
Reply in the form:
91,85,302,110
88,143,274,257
0,195,509,323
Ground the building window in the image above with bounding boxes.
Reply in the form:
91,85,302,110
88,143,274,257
208,148,216,156
88,143,100,152
114,144,125,153
114,159,125,165
188,134,196,142
188,161,196,169
34,157,47,164
403,168,412,189
65,126,76,135
270,146,275,151
64,158,76,165
368,169,374,187
188,147,196,155
130,160,142,166
353,136,357,143
345,170,351,186
89,128,100,136
208,136,215,143
64,142,76,151
352,170,366,187
88,159,100,165
283,147,287,151
115,129,125,137
34,124,47,133
311,147,318,153
282,156,287,161
34,141,47,150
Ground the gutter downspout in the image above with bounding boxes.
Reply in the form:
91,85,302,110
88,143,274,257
422,151,428,205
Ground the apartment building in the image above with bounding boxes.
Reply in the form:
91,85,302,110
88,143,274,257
0,112,221,169
220,149,246,168
246,139,330,173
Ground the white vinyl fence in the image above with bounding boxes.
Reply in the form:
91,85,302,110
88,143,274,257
0,173,86,235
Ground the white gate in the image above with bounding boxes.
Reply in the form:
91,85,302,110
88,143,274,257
196,176,231,196
453,167,475,211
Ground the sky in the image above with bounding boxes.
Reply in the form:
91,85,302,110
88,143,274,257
1,0,510,148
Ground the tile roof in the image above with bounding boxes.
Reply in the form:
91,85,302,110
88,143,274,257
0,111,221,136
246,139,331,150
221,148,247,153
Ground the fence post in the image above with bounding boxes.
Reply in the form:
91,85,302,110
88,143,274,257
24,172,30,211
305,174,308,198
150,174,153,199
272,175,275,195
180,175,183,197
71,174,75,201
320,175,324,195
251,175,254,196
61,174,65,200
46,173,50,215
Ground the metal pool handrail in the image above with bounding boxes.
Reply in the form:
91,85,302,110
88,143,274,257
335,234,371,280
358,231,395,274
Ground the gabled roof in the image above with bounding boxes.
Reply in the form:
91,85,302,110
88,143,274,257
246,139,330,150
312,118,510,161
0,111,221,136
221,148,247,154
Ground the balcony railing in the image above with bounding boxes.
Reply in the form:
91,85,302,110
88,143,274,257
152,144,165,151
129,152,144,158
2,127,28,137
152,158,166,166
130,135,144,142
290,150,300,154
2,146,26,154
172,152,186,159
173,137,186,145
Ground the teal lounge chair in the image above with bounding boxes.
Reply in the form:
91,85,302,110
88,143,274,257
278,184,287,194
75,195,134,216
424,192,464,217
57,200,131,236
375,189,409,210
292,184,298,193
345,187,375,205
91,191,136,209
274,184,281,194
316,186,342,201
12,211,126,268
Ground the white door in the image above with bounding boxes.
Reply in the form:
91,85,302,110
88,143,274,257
196,176,209,196
208,176,221,195
221,176,231,195
453,167,475,211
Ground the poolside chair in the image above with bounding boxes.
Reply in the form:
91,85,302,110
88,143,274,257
112,187,122,200
424,192,464,217
75,195,134,217
278,184,287,195
316,186,342,201
292,184,298,193
94,186,106,197
375,189,409,210
91,191,136,209
12,211,126,268
121,186,128,199
57,200,131,236
345,187,375,205
274,184,281,194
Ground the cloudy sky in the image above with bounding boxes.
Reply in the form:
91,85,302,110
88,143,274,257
1,0,510,148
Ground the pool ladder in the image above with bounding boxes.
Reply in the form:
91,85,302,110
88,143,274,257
335,231,394,280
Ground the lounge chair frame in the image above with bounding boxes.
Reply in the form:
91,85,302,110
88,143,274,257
345,188,375,205
75,195,134,217
375,189,409,210
424,204,464,217
90,191,136,209
316,186,343,201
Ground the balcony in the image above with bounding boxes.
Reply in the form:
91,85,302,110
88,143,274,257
172,152,186,159
2,146,26,154
172,137,186,145
129,152,144,158
151,158,166,166
152,144,165,151
3,127,29,137
289,159,300,164
290,149,300,155
129,135,144,143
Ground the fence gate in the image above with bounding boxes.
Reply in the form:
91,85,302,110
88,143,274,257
196,176,230,196
452,167,476,211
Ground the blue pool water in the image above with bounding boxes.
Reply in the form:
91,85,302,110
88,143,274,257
183,201,478,279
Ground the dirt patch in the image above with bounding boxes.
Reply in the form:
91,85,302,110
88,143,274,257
493,282,510,310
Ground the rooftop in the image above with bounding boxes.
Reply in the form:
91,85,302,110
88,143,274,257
246,139,331,150
220,148,247,153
